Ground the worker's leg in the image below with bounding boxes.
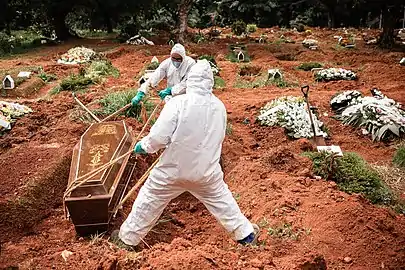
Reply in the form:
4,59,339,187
189,172,254,241
119,174,183,246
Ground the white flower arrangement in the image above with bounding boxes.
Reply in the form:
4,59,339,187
302,39,318,48
333,90,405,141
258,96,327,139
330,90,363,111
208,60,220,75
58,47,97,65
315,68,357,82
0,101,32,130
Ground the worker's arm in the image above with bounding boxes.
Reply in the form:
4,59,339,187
171,58,196,96
139,60,169,95
139,100,179,153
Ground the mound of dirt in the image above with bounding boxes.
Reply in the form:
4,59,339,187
239,65,262,76
0,151,71,242
264,145,313,176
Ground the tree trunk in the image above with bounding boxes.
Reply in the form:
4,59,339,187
53,15,72,40
178,0,193,44
48,5,74,41
96,0,113,33
327,9,335,28
379,5,400,48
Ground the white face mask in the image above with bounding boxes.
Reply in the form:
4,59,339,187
172,60,181,68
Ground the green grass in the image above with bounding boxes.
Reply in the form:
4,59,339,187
49,86,62,95
38,72,57,82
0,66,42,84
55,60,119,93
76,29,119,39
268,223,310,240
393,146,405,168
271,38,287,45
232,192,241,201
214,76,226,89
96,88,155,121
59,74,93,91
0,30,46,57
226,122,233,135
234,71,296,89
268,77,298,88
226,51,251,63
246,24,258,33
86,60,120,81
297,62,323,71
304,151,395,205
234,72,268,88
145,62,159,70
97,88,137,117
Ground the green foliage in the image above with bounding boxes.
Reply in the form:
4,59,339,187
97,88,137,117
49,86,62,95
0,30,45,57
86,60,120,81
56,60,118,92
226,122,233,135
97,88,154,120
214,76,226,89
268,223,309,240
234,72,268,89
297,62,322,71
193,32,205,43
145,62,160,70
304,151,395,205
393,146,405,168
226,51,251,63
246,24,257,33
38,72,57,82
232,192,240,201
231,20,247,36
59,74,93,91
268,77,296,88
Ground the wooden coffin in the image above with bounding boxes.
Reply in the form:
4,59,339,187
65,121,135,235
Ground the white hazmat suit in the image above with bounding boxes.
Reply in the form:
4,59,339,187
119,60,254,246
139,43,196,96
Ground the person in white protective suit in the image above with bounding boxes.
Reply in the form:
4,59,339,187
111,60,259,249
131,43,196,105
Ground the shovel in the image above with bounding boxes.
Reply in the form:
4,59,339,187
72,93,146,123
301,85,326,146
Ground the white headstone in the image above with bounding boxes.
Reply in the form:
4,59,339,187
268,69,283,80
2,75,15,90
237,51,245,62
400,57,405,66
17,71,31,78
169,40,175,47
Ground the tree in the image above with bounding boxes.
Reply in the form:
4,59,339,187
378,2,403,48
178,0,193,43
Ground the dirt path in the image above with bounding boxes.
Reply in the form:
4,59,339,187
1,28,405,269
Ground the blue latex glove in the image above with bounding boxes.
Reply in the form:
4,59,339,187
131,91,145,106
134,141,147,154
158,87,172,100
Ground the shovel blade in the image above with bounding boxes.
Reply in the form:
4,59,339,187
310,136,326,146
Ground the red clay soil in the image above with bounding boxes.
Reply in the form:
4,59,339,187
1,28,405,269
